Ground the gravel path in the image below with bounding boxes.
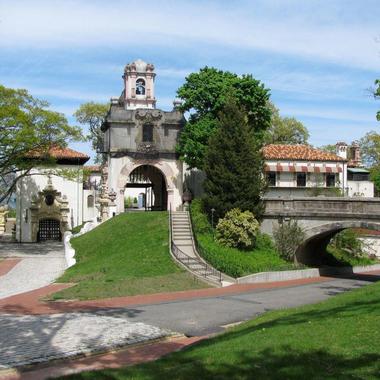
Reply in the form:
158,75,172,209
0,311,172,368
0,243,66,299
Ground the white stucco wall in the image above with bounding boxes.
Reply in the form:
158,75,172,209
359,236,380,258
347,180,374,197
16,166,84,242
265,160,347,195
83,189,98,222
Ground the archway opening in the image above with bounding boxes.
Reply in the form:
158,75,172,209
125,165,168,211
295,222,380,266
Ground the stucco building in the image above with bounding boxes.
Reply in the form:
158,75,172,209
101,59,186,212
15,146,94,242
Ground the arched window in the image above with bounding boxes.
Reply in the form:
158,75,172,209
87,195,94,208
143,124,153,142
136,78,145,95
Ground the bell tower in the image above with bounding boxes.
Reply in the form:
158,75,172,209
123,59,156,110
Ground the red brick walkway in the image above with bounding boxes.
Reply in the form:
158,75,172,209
1,271,380,315
0,335,206,380
0,275,339,315
0,259,22,277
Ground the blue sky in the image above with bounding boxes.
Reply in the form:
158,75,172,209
0,0,379,162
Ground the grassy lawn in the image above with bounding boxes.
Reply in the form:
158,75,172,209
52,212,207,300
190,199,296,277
324,246,378,267
60,276,380,379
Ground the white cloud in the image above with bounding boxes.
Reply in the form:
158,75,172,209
0,0,379,71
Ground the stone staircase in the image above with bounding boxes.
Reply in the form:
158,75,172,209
170,210,233,286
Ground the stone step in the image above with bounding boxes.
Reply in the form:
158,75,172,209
174,241,193,246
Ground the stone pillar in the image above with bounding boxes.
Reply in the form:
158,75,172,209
0,206,9,234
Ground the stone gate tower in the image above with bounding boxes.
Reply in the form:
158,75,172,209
101,59,185,213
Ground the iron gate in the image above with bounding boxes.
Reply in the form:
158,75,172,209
38,219,61,241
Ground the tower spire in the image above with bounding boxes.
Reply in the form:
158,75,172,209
123,59,156,110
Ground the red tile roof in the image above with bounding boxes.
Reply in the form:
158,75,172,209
27,146,89,163
263,144,346,162
85,165,102,172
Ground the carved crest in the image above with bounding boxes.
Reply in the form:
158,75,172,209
135,109,162,122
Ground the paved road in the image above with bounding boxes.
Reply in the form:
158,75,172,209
0,243,66,299
113,274,379,336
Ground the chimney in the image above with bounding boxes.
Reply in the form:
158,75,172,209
335,142,348,160
349,142,362,167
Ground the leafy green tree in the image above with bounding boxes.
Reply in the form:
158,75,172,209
0,84,83,204
273,220,305,265
319,144,337,154
177,67,271,169
356,131,380,195
264,104,309,145
359,131,380,167
74,102,109,163
203,98,266,221
375,79,380,121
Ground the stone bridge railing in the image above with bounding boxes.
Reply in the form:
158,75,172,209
263,196,380,220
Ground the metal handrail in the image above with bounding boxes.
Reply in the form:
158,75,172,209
169,204,222,283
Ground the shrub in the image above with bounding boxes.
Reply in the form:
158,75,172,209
190,199,213,235
273,220,305,264
330,229,365,258
215,208,259,250
190,200,294,277
124,196,133,208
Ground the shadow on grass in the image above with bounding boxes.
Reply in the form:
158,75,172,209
60,346,380,379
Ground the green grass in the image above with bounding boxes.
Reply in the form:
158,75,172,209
60,277,380,379
190,199,295,277
71,222,86,235
52,212,207,300
323,245,378,267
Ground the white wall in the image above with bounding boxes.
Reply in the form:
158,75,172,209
347,180,374,197
83,189,98,222
359,236,380,258
16,166,84,242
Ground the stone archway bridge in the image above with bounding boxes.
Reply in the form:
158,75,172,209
261,197,380,265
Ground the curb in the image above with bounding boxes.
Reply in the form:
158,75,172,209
237,263,380,284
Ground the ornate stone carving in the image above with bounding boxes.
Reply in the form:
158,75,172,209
96,165,111,221
29,176,69,242
137,142,158,156
135,109,162,122
0,206,9,234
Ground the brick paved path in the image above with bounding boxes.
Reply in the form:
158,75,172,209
0,310,172,369
0,243,66,299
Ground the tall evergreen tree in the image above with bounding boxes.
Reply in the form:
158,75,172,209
203,98,266,221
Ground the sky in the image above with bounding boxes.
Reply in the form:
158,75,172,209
0,0,379,163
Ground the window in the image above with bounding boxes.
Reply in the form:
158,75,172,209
87,195,94,208
347,172,370,181
267,172,276,186
326,173,336,187
136,78,145,95
296,172,306,187
143,124,153,142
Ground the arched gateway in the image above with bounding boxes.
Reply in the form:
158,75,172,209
125,165,168,211
101,59,185,213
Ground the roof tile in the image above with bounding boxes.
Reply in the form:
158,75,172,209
263,144,345,162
